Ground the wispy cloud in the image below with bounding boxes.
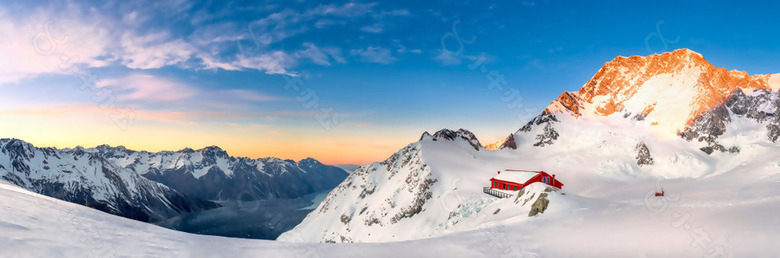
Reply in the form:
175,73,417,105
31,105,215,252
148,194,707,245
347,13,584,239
308,3,377,17
219,89,283,102
100,74,196,102
296,42,334,66
234,51,296,75
360,24,384,33
0,7,112,84
372,9,411,18
433,50,464,66
351,46,397,64
0,1,420,82
118,32,195,69
323,47,347,64
433,51,494,66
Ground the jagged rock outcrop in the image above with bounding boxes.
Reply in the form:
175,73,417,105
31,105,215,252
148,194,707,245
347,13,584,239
533,124,560,147
514,185,557,217
528,193,550,217
519,112,559,133
681,89,779,153
768,125,780,142
499,134,518,150
634,142,654,166
420,128,482,151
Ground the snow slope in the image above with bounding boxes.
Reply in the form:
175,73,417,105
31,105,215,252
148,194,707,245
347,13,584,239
3,152,777,257
282,125,779,252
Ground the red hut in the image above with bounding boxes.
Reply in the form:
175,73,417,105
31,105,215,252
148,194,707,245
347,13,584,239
489,169,564,191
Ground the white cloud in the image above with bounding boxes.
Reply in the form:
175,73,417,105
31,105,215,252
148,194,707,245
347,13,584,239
308,3,377,17
350,46,397,64
234,51,296,75
397,44,407,53
122,11,139,24
245,9,309,44
220,89,281,102
100,74,197,102
360,24,383,33
197,54,240,71
97,73,282,117
296,42,332,66
373,9,411,18
0,5,201,83
295,43,346,66
0,1,411,83
0,7,115,84
118,32,195,69
323,47,347,64
433,50,463,66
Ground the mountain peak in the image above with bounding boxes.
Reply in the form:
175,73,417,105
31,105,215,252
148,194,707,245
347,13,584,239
197,145,229,158
0,138,36,158
541,49,779,136
94,144,129,153
420,128,482,150
298,157,322,165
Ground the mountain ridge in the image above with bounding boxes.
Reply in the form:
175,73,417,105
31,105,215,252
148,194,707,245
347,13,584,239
0,138,348,224
543,48,779,135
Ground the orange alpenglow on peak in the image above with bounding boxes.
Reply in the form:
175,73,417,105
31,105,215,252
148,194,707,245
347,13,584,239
542,48,780,135
484,136,510,151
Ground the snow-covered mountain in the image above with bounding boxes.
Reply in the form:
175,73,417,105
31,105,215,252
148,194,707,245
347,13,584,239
282,49,780,244
0,139,348,223
107,145,348,201
542,48,779,135
503,48,780,152
282,129,574,242
0,139,216,222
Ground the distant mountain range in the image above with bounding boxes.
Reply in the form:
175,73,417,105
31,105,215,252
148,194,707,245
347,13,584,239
0,139,348,224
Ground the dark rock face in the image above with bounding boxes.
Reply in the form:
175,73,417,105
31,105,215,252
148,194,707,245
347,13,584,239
511,112,561,148
768,125,780,142
533,123,560,147
681,105,731,142
635,142,654,166
499,134,518,150
681,89,780,154
420,128,482,151
726,89,779,122
528,193,550,217
519,112,559,132
699,144,740,155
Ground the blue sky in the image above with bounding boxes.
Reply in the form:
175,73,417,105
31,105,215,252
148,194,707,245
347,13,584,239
1,0,779,164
